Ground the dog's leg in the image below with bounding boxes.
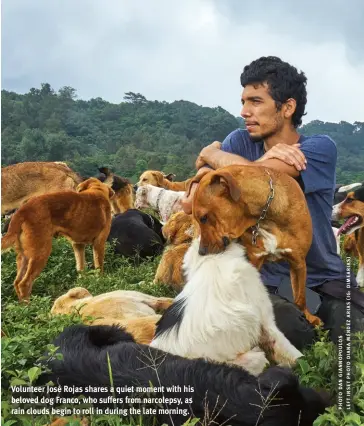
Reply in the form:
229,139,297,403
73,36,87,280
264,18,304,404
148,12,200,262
141,295,174,312
16,257,49,302
14,253,29,300
289,261,322,326
72,243,86,271
92,233,108,272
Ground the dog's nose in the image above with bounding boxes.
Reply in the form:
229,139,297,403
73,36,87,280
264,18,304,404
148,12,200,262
133,184,138,192
222,236,230,247
198,245,208,256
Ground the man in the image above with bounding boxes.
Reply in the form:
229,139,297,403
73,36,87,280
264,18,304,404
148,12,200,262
182,56,364,347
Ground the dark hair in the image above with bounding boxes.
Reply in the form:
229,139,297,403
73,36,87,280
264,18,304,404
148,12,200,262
240,56,307,127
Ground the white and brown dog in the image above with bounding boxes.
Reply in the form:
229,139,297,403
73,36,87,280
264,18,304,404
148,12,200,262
150,238,303,376
135,184,185,223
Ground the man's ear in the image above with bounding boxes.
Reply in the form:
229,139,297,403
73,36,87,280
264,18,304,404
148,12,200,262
108,187,115,199
210,170,241,202
185,170,211,197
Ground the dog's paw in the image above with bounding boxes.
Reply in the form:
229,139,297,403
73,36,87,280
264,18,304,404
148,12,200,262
234,348,270,376
304,311,322,327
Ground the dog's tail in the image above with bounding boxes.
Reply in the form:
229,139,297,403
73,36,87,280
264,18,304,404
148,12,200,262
1,212,23,251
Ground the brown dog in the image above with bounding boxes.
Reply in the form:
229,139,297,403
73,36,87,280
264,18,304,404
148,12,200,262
154,212,194,290
332,185,364,287
51,287,174,344
137,170,191,191
1,178,114,302
1,161,83,215
97,167,134,214
187,165,320,326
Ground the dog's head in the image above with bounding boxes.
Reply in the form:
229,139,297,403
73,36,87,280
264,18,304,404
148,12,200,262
332,185,364,235
187,169,248,255
51,287,92,315
76,177,115,200
135,185,151,210
137,170,175,188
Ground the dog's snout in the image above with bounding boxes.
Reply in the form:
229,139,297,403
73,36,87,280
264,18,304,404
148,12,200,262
198,245,208,256
222,236,230,247
133,184,138,192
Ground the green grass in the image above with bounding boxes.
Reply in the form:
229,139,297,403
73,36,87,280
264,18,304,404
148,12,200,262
1,238,364,425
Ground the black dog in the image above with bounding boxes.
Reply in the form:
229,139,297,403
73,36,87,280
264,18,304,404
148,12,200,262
107,209,165,260
36,324,329,426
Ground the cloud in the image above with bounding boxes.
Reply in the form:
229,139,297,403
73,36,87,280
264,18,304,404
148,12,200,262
2,0,364,124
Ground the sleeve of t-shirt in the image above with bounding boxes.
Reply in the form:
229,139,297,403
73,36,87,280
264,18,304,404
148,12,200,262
221,129,248,157
300,135,337,194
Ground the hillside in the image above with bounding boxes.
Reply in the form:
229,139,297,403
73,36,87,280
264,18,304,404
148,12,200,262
1,84,363,183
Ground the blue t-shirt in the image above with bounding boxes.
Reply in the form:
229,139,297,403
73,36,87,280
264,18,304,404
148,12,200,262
221,128,357,288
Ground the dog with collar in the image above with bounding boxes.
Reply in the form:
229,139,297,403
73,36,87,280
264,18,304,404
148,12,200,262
332,185,364,287
151,238,303,376
135,184,185,223
185,165,320,326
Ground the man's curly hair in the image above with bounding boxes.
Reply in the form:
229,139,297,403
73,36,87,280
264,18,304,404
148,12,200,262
240,56,307,128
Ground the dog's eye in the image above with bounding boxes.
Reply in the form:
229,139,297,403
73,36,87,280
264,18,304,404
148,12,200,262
200,215,208,224
345,198,354,203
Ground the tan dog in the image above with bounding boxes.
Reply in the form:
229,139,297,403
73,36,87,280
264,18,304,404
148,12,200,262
1,178,114,302
137,170,191,191
332,185,364,287
97,167,134,214
51,287,174,344
154,212,194,290
1,161,83,215
187,165,320,326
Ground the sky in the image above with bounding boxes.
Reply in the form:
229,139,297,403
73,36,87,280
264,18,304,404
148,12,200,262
2,0,364,124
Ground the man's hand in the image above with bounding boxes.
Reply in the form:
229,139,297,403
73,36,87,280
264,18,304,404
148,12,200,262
195,141,222,170
256,143,306,171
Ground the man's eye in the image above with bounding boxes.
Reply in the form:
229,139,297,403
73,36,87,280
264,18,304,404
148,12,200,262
200,215,208,224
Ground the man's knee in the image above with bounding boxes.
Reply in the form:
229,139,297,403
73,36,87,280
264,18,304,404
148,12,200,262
269,294,316,351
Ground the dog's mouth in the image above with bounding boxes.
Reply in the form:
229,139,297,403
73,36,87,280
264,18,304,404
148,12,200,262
337,214,363,235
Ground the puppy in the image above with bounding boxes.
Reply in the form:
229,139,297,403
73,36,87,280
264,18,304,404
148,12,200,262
107,209,165,260
1,178,114,302
97,167,134,214
135,184,185,223
332,185,364,287
38,324,329,426
151,239,303,375
154,212,194,290
1,161,83,215
187,165,320,326
137,170,191,191
51,287,174,344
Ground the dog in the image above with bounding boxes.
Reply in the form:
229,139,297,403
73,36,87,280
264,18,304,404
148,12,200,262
1,178,114,302
51,287,174,344
154,212,194,290
332,185,364,287
151,239,303,376
137,170,191,191
36,324,329,426
107,209,165,260
1,161,83,215
97,167,134,214
186,165,320,326
135,184,185,223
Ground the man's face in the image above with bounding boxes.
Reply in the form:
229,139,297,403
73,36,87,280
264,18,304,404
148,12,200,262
240,83,284,141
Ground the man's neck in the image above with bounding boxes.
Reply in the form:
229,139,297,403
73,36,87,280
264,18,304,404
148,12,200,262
263,128,301,151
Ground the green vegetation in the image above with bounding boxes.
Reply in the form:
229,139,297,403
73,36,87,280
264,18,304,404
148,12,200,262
2,85,364,183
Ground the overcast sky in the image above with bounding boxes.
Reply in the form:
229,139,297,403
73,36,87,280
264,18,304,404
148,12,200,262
2,0,364,124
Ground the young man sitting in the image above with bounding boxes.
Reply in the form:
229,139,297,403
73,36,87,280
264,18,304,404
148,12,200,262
182,56,364,348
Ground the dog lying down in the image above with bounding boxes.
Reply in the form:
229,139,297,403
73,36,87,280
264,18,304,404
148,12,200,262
37,324,329,426
151,239,303,375
51,287,174,344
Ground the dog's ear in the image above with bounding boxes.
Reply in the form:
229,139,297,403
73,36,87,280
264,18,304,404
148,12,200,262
152,172,164,186
108,187,115,199
98,167,112,176
76,180,90,193
211,170,241,202
185,170,211,198
67,287,91,299
164,173,176,182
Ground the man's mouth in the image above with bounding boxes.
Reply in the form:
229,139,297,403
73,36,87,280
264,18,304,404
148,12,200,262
337,215,363,235
245,123,258,131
